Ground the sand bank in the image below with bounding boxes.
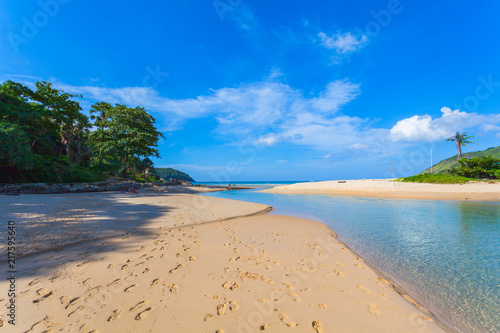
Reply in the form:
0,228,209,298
0,190,447,332
262,179,500,201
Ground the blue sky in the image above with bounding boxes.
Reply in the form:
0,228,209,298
1,0,500,181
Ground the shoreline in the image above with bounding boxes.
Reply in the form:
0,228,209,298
0,189,449,332
261,179,500,201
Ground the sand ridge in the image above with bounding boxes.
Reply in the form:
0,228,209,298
262,179,500,201
0,191,447,332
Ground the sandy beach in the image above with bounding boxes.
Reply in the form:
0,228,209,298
262,179,500,201
1,188,447,332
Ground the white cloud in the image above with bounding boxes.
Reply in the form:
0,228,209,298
389,107,500,142
349,143,370,150
318,31,367,54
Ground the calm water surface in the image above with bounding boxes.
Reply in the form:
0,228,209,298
202,189,500,333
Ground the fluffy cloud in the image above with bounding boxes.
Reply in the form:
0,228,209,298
318,31,367,54
389,107,500,142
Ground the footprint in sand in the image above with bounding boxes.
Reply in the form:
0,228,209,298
204,314,214,321
205,294,220,299
228,300,239,311
135,307,153,320
310,304,327,308
312,321,323,333
121,264,129,270
108,309,122,321
166,284,179,293
257,299,269,303
189,256,196,261
68,305,85,317
301,288,311,292
33,291,54,303
65,297,82,309
279,314,297,328
357,285,376,295
124,284,137,293
130,300,148,312
151,278,162,287
334,269,345,278
282,283,292,289
260,324,268,330
176,253,183,258
49,273,61,282
363,302,380,315
222,281,240,291
107,278,123,287
29,278,42,286
169,264,185,274
288,292,301,302
355,264,366,270
36,288,46,296
60,296,70,306
217,304,226,316
107,264,115,269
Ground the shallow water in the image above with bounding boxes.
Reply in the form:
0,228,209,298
202,189,500,333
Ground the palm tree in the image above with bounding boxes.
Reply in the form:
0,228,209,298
447,131,476,160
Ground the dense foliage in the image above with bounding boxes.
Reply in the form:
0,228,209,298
0,80,164,183
152,168,194,182
449,156,500,179
398,174,473,184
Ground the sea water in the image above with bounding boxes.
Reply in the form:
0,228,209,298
201,189,500,333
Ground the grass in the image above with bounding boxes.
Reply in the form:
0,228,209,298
397,173,474,184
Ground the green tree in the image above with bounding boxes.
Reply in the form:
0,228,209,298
89,103,164,177
89,102,113,164
447,131,476,160
31,81,90,164
450,155,500,179
0,122,34,169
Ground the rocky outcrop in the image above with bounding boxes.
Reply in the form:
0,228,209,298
170,178,193,185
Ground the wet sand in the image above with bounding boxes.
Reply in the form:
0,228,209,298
0,189,447,332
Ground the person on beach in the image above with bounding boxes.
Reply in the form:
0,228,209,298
228,183,232,191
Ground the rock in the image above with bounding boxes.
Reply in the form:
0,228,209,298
170,178,193,186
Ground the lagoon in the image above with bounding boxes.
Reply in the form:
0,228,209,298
202,188,500,332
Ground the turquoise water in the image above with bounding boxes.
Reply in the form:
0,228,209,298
202,189,500,333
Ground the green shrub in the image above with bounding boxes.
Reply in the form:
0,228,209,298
449,156,500,179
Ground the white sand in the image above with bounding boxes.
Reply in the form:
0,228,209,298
0,189,447,332
262,179,500,201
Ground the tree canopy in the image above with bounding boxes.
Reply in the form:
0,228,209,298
0,80,165,183
447,131,476,160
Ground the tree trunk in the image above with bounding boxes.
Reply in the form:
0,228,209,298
457,143,462,160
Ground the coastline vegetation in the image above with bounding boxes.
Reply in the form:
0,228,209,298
0,80,164,183
399,155,500,184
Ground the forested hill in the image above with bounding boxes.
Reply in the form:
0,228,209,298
421,146,500,174
153,168,194,182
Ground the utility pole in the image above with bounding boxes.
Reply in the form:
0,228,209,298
387,150,395,186
431,149,433,174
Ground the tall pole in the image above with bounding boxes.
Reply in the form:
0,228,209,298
431,149,433,174
387,150,395,185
